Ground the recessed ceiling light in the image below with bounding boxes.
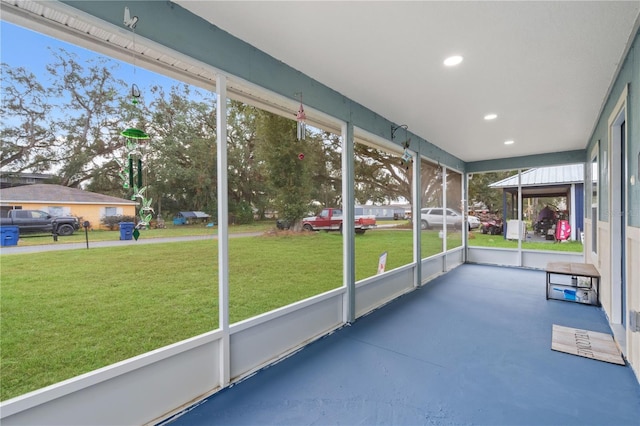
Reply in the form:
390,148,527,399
484,114,497,120
504,140,515,145
444,55,463,66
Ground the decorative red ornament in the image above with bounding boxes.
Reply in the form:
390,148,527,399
298,153,305,160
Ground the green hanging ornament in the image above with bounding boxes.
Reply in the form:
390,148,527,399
121,128,149,139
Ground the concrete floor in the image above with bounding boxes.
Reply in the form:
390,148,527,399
165,264,640,425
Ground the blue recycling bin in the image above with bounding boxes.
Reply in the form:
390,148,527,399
0,226,19,247
119,222,135,240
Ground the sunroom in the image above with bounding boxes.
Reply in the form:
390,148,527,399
1,1,639,425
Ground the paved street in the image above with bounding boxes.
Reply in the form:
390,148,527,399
0,232,262,255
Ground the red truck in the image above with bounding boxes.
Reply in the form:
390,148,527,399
301,208,376,235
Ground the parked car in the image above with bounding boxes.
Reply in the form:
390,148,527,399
0,209,80,236
302,208,376,235
420,208,480,231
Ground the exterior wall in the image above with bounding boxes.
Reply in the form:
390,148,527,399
594,222,612,314
628,226,640,378
4,202,136,231
630,31,640,229
69,204,137,230
585,27,639,383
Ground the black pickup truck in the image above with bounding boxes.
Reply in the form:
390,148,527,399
0,210,80,236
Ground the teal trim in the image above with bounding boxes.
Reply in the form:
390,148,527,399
466,150,585,174
629,35,639,228
586,28,639,227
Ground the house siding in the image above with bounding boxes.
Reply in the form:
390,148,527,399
3,202,136,231
585,27,639,384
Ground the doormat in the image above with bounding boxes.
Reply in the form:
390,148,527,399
551,324,625,365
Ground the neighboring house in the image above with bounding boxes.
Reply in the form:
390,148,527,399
0,172,56,189
0,184,138,230
356,204,410,220
489,164,585,240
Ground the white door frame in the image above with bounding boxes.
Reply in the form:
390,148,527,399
608,84,628,326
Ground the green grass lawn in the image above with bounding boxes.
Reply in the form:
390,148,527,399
1,230,417,400
468,232,583,252
0,227,582,401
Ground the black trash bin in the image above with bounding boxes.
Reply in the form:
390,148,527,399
119,222,135,240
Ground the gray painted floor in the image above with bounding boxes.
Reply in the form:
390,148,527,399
166,264,640,425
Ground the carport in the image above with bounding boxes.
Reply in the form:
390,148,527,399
489,164,585,241
173,211,211,225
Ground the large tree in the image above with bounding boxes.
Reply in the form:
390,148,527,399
2,47,456,220
255,111,314,228
146,84,217,215
468,171,516,212
46,49,129,188
0,64,59,173
354,144,410,205
226,101,269,222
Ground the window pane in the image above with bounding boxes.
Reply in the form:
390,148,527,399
468,168,583,252
228,107,343,323
468,170,516,247
1,78,220,400
445,169,463,249
420,158,444,258
354,142,413,279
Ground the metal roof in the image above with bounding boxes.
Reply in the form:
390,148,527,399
178,211,211,219
0,184,138,205
489,164,584,189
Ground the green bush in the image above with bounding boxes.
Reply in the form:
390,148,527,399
229,201,254,225
100,215,137,230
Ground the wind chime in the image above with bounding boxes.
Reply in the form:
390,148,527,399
392,124,413,170
295,93,306,160
116,7,154,238
296,93,307,141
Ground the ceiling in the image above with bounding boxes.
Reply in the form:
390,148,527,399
174,1,640,163
2,1,639,164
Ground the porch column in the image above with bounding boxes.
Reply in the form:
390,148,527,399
442,166,448,271
412,152,421,286
517,169,522,266
570,183,576,240
342,122,356,323
216,74,230,387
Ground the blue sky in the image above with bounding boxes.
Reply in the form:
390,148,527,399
1,21,180,94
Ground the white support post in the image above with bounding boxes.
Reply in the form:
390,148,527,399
216,74,230,387
412,151,421,286
342,122,356,323
517,169,523,266
570,183,576,241
442,167,447,271
463,172,469,263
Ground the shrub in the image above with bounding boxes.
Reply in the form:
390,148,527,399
229,201,254,225
100,215,137,230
